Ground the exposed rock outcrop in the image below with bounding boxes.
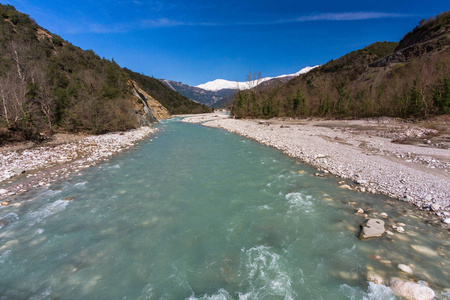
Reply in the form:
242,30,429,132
369,37,449,67
369,12,450,68
129,80,171,125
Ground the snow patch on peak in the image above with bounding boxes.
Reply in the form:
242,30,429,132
196,79,243,91
196,66,319,91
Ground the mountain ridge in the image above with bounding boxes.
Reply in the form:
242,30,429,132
160,66,318,107
196,66,319,92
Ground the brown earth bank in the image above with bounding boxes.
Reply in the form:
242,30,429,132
182,112,450,223
0,126,157,204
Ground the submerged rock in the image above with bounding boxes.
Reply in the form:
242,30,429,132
359,219,385,240
398,264,414,274
390,278,435,300
410,245,439,257
356,208,365,214
393,225,405,233
367,271,384,285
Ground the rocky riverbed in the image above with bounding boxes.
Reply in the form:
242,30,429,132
182,113,450,222
0,127,157,203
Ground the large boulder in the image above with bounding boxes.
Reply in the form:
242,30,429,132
391,278,435,300
359,218,385,240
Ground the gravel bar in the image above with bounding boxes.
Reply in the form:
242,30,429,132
0,126,157,202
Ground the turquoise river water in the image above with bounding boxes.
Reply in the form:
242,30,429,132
0,118,449,299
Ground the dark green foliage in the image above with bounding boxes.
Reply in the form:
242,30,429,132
124,68,212,114
433,77,450,114
404,79,425,117
25,81,39,100
52,36,63,47
293,88,307,115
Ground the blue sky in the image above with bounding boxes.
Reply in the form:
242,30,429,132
3,0,449,86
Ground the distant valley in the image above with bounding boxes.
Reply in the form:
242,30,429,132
160,66,318,108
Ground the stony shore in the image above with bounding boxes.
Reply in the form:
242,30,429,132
0,126,157,203
182,113,450,222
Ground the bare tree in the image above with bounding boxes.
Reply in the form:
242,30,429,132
0,70,28,127
246,70,262,90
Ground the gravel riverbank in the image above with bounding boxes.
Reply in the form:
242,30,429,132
0,127,157,202
182,113,450,221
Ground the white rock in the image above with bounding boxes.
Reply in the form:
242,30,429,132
398,264,413,274
410,245,438,257
443,218,450,224
359,219,385,240
393,225,405,233
0,189,8,195
391,278,435,300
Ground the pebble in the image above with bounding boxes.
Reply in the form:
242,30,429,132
411,245,439,257
393,225,405,233
398,264,414,274
339,184,352,190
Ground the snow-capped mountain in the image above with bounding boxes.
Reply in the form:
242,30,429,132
196,66,319,92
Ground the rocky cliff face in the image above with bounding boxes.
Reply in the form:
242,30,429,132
130,80,171,125
369,14,450,68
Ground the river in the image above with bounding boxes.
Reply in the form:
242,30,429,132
0,118,448,299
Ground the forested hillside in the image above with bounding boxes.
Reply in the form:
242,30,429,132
125,70,212,114
0,4,205,144
232,11,450,119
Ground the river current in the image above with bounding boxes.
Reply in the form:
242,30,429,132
0,118,449,299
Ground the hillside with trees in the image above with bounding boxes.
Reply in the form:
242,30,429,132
231,11,450,119
125,71,212,115
0,4,207,144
